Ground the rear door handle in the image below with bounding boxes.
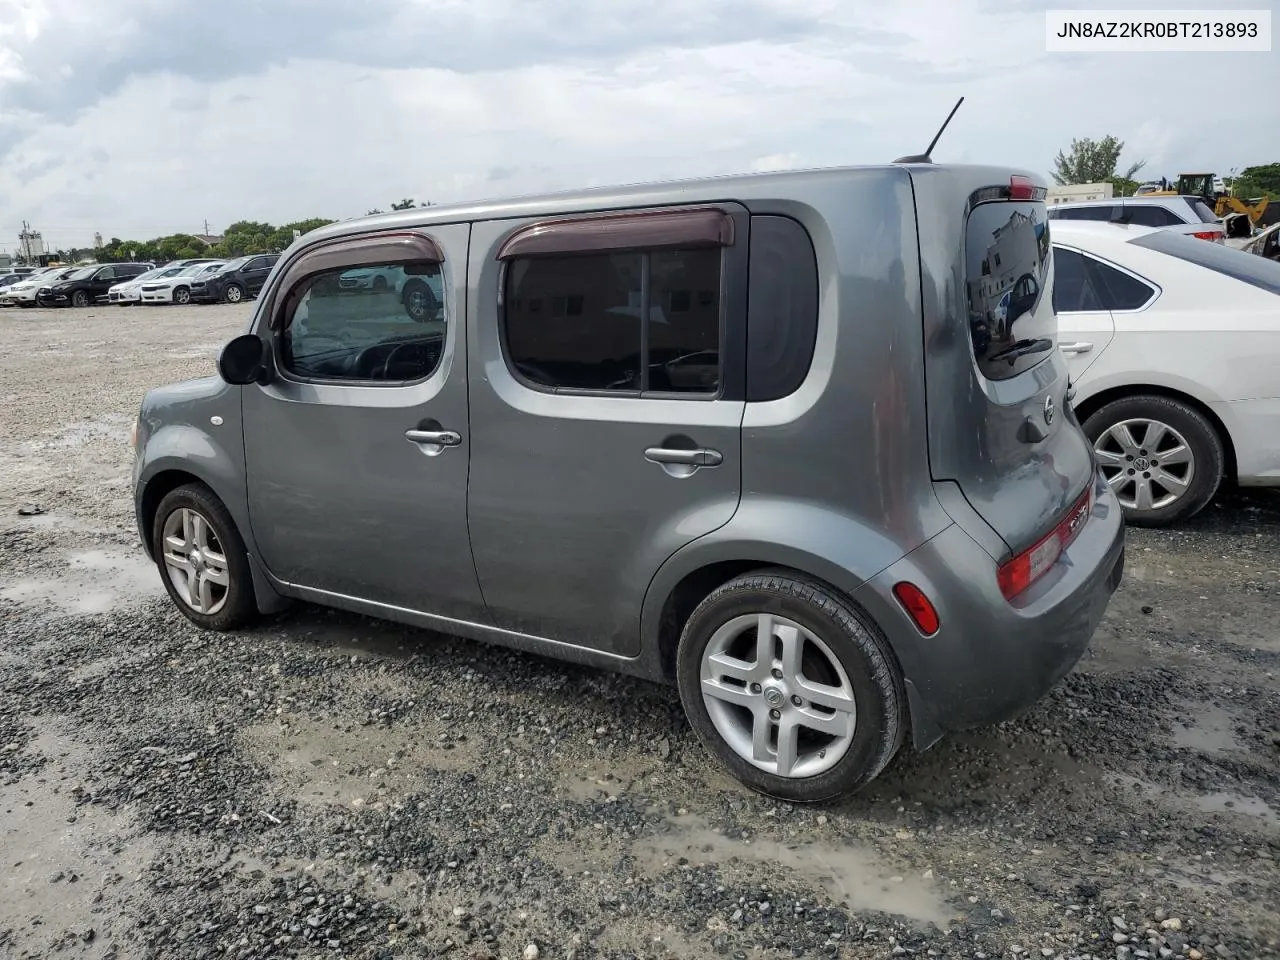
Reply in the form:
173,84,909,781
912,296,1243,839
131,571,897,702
405,429,461,446
1060,341,1093,354
644,446,723,467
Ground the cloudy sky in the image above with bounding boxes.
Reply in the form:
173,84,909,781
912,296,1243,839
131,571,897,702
0,0,1275,253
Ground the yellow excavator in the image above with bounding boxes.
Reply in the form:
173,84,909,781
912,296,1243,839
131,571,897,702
1139,173,1271,225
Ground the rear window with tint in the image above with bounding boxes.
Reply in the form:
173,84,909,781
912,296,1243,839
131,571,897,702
1131,230,1280,295
965,200,1056,381
1049,205,1114,221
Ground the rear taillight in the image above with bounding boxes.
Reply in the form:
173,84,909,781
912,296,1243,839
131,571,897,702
1191,230,1222,242
1009,176,1037,200
997,485,1093,601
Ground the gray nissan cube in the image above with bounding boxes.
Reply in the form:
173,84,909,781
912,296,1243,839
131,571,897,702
131,162,1125,802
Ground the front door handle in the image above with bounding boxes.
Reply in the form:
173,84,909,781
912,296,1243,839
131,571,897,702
1060,341,1093,354
644,446,723,467
405,429,460,445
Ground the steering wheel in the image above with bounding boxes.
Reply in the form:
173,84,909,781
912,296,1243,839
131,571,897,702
352,344,391,379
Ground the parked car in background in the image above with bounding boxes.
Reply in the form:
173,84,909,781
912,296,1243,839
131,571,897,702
1051,221,1280,526
190,254,279,303
1226,221,1280,261
139,261,226,305
36,262,155,307
109,265,190,305
1,267,79,307
323,264,443,320
131,163,1126,803
1048,196,1226,243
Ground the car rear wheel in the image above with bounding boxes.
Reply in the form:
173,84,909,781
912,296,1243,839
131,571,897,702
1083,394,1224,527
71,290,90,308
173,286,191,305
676,570,906,803
152,483,257,630
224,283,244,303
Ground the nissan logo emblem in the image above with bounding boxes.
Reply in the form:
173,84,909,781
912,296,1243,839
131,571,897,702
1043,395,1055,426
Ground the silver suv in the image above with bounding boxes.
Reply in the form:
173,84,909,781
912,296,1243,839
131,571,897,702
131,164,1126,802
1048,195,1225,242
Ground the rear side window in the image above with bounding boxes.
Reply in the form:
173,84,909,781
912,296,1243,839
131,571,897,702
1051,247,1104,312
746,215,818,401
1049,205,1114,221
1088,258,1157,310
965,200,1055,381
504,248,722,395
1131,229,1280,295
1123,205,1183,227
1189,199,1219,223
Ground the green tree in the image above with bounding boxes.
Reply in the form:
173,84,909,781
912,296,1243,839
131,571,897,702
390,198,416,210
1052,135,1146,186
1229,163,1280,198
366,208,384,216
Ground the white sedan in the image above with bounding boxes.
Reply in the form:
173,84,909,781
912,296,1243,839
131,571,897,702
1050,220,1280,526
139,262,226,305
0,266,80,307
109,265,189,305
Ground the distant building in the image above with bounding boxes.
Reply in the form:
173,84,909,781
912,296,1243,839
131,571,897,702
1046,182,1114,205
18,226,46,261
192,234,224,247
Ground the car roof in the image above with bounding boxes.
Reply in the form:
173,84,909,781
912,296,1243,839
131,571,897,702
1050,220,1162,245
290,161,1041,253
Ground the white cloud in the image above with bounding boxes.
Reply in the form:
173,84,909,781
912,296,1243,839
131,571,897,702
0,0,1275,253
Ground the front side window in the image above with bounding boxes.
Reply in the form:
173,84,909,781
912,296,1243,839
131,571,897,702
280,261,446,383
95,266,116,280
504,247,721,395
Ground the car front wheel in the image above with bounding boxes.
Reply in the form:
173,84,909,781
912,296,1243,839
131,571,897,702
71,290,90,308
676,570,906,803
152,483,258,630
172,286,191,305
224,283,244,303
1083,394,1225,527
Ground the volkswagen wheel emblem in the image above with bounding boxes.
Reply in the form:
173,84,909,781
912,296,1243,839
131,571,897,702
1043,395,1055,426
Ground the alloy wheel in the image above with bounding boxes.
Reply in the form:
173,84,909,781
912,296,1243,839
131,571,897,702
225,285,243,303
160,507,230,615
1094,417,1195,512
699,612,856,778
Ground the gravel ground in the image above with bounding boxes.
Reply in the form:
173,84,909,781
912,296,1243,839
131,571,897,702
1,302,1279,960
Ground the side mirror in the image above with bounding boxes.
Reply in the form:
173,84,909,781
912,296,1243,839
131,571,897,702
217,334,273,385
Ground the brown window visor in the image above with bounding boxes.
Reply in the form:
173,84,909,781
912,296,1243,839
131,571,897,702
272,231,444,329
497,207,735,260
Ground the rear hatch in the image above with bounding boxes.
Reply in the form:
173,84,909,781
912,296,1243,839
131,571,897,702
911,166,1097,564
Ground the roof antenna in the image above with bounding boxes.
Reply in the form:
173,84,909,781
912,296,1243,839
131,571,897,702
894,96,965,164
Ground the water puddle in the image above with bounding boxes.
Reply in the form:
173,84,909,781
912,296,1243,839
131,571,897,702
1170,704,1239,755
0,548,163,615
632,814,952,927
0,727,155,957
1107,772,1278,828
241,716,479,809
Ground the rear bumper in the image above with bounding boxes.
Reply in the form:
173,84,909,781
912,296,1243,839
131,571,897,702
1211,398,1280,487
855,468,1124,748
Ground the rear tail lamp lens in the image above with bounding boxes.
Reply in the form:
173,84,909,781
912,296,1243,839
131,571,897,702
893,582,940,635
1191,231,1222,242
997,485,1093,601
1009,176,1037,200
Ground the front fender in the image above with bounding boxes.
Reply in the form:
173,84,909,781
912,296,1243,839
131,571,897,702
640,497,947,662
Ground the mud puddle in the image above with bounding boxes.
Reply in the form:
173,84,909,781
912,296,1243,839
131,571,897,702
0,728,155,958
0,548,162,615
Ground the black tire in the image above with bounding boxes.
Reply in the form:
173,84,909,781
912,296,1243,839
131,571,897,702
173,286,191,305
224,283,244,303
1082,394,1224,527
71,289,90,308
401,279,438,322
151,483,258,631
676,569,906,803
372,275,388,292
